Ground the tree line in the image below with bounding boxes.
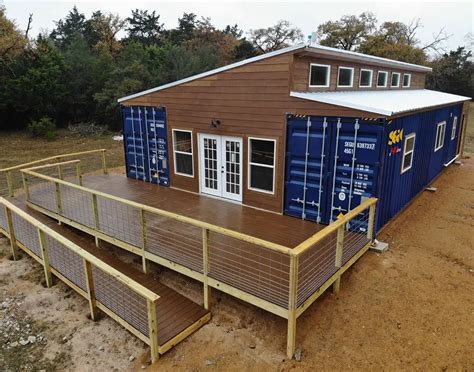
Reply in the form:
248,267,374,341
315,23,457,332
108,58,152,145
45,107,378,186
0,6,472,133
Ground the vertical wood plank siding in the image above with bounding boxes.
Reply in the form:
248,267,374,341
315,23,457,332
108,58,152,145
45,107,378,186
122,52,426,212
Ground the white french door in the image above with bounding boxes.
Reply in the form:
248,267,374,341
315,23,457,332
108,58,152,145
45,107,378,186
199,134,242,202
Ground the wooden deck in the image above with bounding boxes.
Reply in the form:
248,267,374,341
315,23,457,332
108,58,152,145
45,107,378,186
83,174,323,248
9,198,210,348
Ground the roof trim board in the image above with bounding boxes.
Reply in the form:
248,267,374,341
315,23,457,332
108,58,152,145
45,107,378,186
290,89,471,116
118,43,432,103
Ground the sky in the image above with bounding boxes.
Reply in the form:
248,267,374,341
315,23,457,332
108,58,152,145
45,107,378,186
2,0,473,54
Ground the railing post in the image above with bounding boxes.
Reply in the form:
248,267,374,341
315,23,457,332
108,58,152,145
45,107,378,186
38,228,53,288
76,161,83,186
57,164,64,180
83,259,99,320
141,209,149,274
21,172,30,201
147,299,159,363
332,226,345,294
202,228,210,310
287,254,298,359
54,181,62,215
91,194,100,247
6,171,14,197
367,203,376,241
5,207,19,260
101,150,108,175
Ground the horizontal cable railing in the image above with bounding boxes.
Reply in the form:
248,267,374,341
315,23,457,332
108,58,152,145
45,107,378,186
0,197,162,362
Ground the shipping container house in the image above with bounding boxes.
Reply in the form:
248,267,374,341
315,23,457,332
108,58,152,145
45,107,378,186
118,43,471,232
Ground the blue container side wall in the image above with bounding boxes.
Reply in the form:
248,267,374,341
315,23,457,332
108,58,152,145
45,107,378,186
375,103,464,231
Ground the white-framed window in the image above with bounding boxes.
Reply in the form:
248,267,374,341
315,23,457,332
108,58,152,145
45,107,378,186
172,129,194,177
434,121,446,152
359,69,373,87
337,66,354,87
401,133,416,174
248,137,276,194
451,116,458,140
403,73,411,88
391,72,401,87
377,71,388,87
309,63,331,87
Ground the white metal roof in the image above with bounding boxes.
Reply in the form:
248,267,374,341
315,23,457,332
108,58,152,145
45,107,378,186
290,89,471,116
118,43,431,103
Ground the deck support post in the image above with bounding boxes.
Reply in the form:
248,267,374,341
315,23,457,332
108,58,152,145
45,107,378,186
141,209,149,274
287,254,298,359
57,164,64,180
6,171,14,197
92,194,100,247
38,228,53,288
5,207,19,260
332,226,345,294
21,173,30,201
54,181,62,215
101,150,108,174
367,204,376,241
147,299,159,363
76,162,83,186
83,259,99,320
202,228,210,310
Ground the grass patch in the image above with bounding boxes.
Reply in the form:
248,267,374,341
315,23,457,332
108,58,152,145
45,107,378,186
464,102,474,154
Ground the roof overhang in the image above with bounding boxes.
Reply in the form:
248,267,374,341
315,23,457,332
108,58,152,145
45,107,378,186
290,89,471,117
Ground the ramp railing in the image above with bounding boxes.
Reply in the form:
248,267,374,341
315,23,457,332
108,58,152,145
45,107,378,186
0,197,163,362
17,155,377,359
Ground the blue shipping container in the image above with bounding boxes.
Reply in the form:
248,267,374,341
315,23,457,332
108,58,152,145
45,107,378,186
284,103,463,232
122,106,170,186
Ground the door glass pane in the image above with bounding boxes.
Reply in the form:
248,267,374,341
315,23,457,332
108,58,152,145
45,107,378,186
224,139,240,196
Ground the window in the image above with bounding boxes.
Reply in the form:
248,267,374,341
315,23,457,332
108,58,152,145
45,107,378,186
451,116,458,140
173,129,193,176
434,121,446,152
401,133,416,174
337,67,354,87
359,69,373,87
309,64,330,87
248,138,276,193
377,71,388,87
403,73,411,88
391,72,401,87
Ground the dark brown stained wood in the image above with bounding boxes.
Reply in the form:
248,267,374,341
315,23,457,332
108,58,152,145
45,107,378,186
10,197,209,346
82,174,324,247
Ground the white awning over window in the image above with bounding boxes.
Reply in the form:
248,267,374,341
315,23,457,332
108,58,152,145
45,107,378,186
290,89,471,116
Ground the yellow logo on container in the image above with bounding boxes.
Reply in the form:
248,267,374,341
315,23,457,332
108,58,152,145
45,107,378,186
388,129,403,145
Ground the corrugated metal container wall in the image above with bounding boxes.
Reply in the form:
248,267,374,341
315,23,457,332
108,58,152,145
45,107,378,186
376,103,463,230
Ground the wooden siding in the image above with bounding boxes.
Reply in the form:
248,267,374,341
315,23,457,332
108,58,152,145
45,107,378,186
292,55,426,93
122,52,389,213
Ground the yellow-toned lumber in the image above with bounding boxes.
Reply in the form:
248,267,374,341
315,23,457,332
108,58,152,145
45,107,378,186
140,209,149,274
38,228,53,288
54,182,62,214
292,198,378,256
91,194,100,229
23,159,81,172
22,169,292,255
0,197,160,301
202,228,210,310
76,162,83,186
367,204,376,240
147,299,160,363
6,171,14,197
83,259,99,320
5,206,19,260
21,173,30,200
101,149,108,174
286,254,298,359
332,226,345,294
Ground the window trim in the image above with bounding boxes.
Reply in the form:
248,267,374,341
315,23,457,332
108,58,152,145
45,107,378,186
172,129,194,177
376,71,388,87
308,63,331,88
403,73,411,88
337,66,354,88
391,72,401,88
359,69,373,88
247,137,276,195
451,116,458,140
434,121,446,152
401,133,416,174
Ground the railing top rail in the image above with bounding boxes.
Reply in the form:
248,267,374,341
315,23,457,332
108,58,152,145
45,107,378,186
24,159,81,172
22,168,293,255
292,197,377,256
0,149,106,172
0,196,160,302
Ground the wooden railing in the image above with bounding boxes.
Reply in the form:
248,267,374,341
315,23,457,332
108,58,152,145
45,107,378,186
0,197,162,362
17,155,377,359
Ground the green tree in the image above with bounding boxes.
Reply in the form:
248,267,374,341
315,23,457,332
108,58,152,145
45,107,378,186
249,20,303,53
126,9,164,46
50,6,87,49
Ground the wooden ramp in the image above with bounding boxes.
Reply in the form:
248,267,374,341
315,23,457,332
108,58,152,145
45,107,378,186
2,198,210,359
